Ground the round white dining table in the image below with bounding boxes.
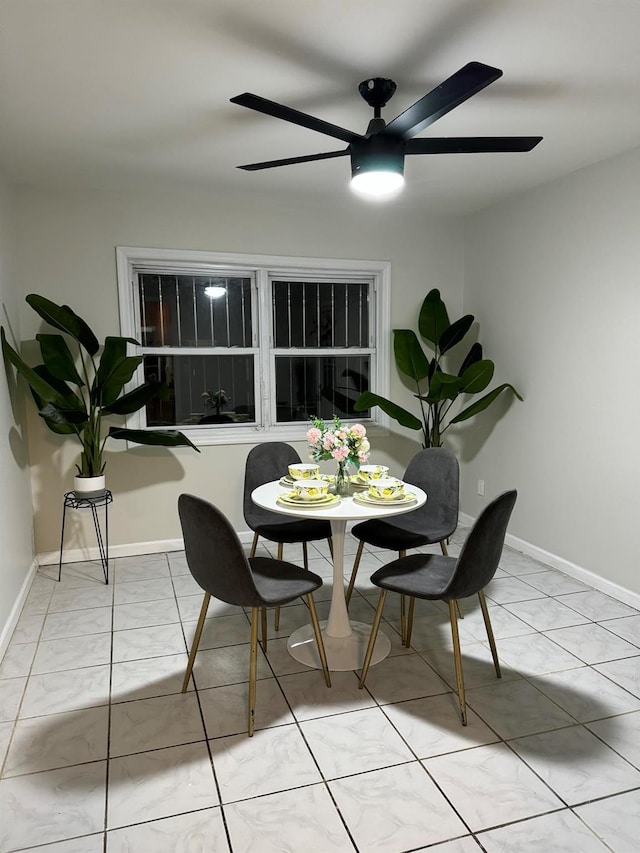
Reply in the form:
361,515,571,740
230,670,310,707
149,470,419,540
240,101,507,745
251,480,427,671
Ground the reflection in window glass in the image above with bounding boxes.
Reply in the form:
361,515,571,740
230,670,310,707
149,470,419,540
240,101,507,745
274,356,370,422
272,281,369,348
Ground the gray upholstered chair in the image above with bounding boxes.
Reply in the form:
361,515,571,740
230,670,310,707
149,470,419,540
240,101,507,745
178,493,331,736
346,448,459,636
359,490,517,725
244,442,333,630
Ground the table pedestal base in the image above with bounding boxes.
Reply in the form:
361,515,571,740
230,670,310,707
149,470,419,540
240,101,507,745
287,620,391,672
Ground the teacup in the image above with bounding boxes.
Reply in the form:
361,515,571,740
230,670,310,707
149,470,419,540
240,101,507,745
368,478,404,501
293,479,329,501
288,463,320,480
358,464,390,483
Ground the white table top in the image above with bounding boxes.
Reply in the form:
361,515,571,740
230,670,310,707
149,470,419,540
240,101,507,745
251,480,427,521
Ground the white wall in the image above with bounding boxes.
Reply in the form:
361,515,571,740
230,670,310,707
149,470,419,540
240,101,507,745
14,185,463,556
462,146,640,594
0,176,36,647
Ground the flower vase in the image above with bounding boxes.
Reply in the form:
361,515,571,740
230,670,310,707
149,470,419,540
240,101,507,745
335,461,351,497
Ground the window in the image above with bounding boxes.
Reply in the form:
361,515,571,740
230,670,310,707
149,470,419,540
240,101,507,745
116,247,391,444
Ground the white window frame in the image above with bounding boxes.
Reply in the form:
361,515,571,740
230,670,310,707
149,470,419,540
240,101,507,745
116,246,391,446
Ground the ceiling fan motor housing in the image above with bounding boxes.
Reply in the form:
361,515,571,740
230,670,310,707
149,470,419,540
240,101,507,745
350,136,405,180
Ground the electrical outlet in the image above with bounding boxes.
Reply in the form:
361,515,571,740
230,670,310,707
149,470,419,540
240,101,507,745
477,479,485,496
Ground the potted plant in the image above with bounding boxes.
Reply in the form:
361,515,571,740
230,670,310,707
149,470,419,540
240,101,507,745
354,288,523,448
1,294,199,492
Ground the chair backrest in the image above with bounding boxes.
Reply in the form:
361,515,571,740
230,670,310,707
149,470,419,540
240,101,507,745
445,490,517,600
393,447,460,537
178,493,263,608
243,442,302,526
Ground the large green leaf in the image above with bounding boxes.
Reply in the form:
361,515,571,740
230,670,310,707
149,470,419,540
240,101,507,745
418,289,449,346
31,365,86,411
393,330,429,381
1,328,70,407
450,383,524,424
94,349,143,407
459,359,495,394
36,334,84,387
438,314,474,354
457,342,483,376
423,371,463,403
95,336,139,388
353,391,422,430
103,381,169,415
38,402,89,426
26,295,99,355
108,427,201,451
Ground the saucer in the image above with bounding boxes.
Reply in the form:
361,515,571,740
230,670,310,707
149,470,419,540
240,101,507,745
277,492,341,508
279,474,334,488
353,490,417,507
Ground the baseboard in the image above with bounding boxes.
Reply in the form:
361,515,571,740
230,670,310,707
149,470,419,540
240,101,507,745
0,557,39,661
459,511,640,611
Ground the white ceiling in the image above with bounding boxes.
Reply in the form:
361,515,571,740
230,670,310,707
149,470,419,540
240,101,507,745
2,0,639,214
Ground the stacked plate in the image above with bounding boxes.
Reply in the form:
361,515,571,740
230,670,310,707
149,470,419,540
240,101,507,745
278,473,335,488
277,491,341,508
353,489,417,507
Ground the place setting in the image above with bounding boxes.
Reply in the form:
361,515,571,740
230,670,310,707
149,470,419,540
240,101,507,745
277,464,342,507
353,476,418,506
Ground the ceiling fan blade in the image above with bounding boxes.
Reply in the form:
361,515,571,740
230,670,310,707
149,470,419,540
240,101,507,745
406,136,543,154
382,62,503,140
237,149,349,171
230,93,363,144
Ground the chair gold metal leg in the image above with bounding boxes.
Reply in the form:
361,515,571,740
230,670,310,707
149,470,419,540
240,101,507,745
345,540,364,606
274,542,283,631
249,532,259,558
261,607,268,652
307,594,331,688
327,537,333,558
478,589,501,678
248,607,259,737
182,593,210,692
448,600,467,725
406,596,416,648
399,550,407,643
303,541,308,569
440,540,463,618
359,590,387,688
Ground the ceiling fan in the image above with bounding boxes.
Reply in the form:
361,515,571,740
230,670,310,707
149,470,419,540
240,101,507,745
231,61,542,197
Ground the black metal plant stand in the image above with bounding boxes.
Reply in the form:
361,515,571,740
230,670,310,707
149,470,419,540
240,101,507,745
58,490,113,584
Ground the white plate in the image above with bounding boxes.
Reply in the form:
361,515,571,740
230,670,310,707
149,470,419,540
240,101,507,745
277,493,341,508
353,491,417,507
279,474,334,487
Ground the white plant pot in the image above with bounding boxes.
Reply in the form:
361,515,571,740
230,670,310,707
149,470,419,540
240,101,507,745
73,474,106,494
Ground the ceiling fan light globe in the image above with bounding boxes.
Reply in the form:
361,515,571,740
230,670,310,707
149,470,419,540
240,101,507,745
204,286,226,299
350,170,405,198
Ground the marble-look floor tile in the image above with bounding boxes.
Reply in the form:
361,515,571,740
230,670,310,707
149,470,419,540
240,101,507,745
45,561,109,588
330,761,467,852
0,721,12,765
594,655,640,698
388,613,475,651
42,606,112,640
504,596,590,632
519,570,591,596
108,742,217,829
210,723,321,802
0,676,26,721
176,594,242,622
510,724,640,804
557,590,638,622
485,577,547,604
167,551,189,576
466,679,574,739
419,642,522,691
113,577,175,605
113,597,179,631
599,614,640,647
21,589,54,615
453,603,535,642
359,652,450,704
21,665,111,717
544,623,639,664
224,783,352,853
0,642,37,678
382,693,498,757
116,552,170,569
478,809,609,852
300,706,414,779
498,548,550,576
49,583,114,612
107,807,229,853
3,705,109,777
531,665,640,722
31,633,111,674
587,710,640,769
278,669,374,721
114,558,170,583
575,789,640,853
0,760,106,850
200,677,294,738
191,643,271,690
10,612,45,644
170,572,204,597
182,612,251,651
422,839,482,853
423,742,562,831
6,833,104,852
111,652,192,703
257,636,317,677
110,691,205,757
493,632,584,675
112,622,185,662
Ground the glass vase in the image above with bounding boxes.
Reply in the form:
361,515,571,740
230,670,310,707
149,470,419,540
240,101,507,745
335,460,351,497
